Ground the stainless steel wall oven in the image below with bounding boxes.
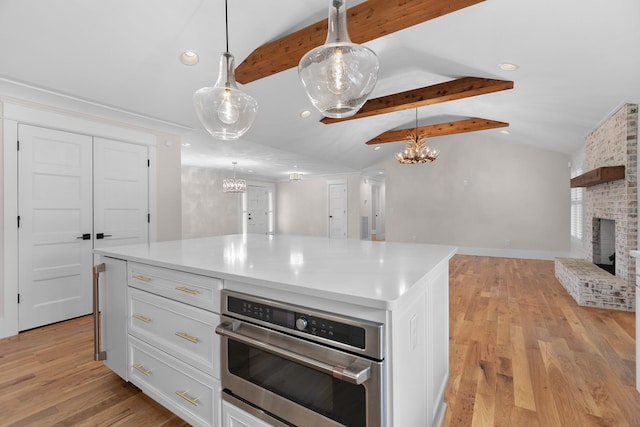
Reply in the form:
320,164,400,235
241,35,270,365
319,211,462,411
216,290,385,427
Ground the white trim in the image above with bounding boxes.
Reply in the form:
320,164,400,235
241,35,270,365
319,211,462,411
1,119,19,338
2,102,156,146
148,146,158,243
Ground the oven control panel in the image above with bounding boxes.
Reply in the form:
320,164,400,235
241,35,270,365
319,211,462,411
227,295,367,350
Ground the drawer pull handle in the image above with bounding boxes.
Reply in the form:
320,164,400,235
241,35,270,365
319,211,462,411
133,364,152,376
132,314,151,323
175,286,200,295
132,274,152,282
175,332,199,343
175,390,199,406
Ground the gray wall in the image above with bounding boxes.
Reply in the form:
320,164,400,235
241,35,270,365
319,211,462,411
181,134,572,258
182,166,242,238
376,133,571,256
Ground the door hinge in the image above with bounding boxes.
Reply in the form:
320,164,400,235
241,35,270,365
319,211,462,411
17,215,20,228
147,213,150,223
147,159,150,167
17,140,20,151
17,293,20,304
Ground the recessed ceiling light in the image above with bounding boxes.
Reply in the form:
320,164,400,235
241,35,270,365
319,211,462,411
180,51,199,66
300,110,311,119
181,142,191,147
498,62,518,71
374,146,381,151
500,130,510,134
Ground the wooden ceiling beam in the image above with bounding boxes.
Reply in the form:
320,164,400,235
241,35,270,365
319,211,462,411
365,118,509,145
235,0,485,84
322,77,514,124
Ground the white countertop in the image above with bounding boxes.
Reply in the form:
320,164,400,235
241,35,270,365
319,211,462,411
95,234,457,310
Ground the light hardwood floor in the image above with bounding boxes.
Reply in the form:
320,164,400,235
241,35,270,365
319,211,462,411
442,255,639,427
0,255,637,426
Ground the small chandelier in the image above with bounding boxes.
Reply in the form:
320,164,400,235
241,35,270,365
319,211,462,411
193,0,258,140
298,0,379,118
396,109,439,164
223,162,246,193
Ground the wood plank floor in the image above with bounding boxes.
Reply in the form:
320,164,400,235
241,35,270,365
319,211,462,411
442,255,639,427
0,255,637,426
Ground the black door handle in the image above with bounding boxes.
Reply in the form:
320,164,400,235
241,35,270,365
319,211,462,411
96,233,113,239
76,233,91,240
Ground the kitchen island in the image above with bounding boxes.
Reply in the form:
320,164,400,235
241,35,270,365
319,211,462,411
95,234,456,426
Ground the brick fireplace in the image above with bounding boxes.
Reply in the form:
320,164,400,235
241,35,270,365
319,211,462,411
555,103,638,311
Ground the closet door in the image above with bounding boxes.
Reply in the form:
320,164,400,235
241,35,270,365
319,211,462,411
18,125,93,331
93,137,149,250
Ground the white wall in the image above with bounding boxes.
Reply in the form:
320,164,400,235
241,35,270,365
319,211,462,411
376,133,571,258
181,166,243,238
277,179,328,236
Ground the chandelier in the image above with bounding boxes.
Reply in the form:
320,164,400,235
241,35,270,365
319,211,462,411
298,0,379,118
223,162,246,193
289,172,302,181
396,109,439,164
193,0,258,140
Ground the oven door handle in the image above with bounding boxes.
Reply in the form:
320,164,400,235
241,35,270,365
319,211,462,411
216,321,371,385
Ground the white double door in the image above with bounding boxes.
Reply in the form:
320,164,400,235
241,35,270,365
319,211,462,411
17,125,150,331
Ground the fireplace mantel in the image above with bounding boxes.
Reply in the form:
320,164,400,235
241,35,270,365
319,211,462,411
570,165,625,188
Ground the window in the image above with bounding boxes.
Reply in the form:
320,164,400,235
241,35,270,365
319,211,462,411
570,168,584,240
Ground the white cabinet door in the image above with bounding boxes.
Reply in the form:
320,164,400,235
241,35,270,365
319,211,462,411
222,400,274,427
18,124,93,331
93,137,149,248
102,257,128,380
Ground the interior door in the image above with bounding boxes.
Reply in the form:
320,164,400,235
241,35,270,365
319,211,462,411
93,137,149,250
328,183,347,239
18,125,93,331
246,185,268,234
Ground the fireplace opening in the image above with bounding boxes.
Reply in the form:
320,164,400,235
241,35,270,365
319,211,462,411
593,218,615,275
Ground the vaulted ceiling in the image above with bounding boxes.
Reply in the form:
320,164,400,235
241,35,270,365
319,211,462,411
0,0,639,180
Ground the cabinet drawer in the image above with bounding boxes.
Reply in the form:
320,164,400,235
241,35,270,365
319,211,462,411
129,287,220,377
128,262,222,312
129,336,220,427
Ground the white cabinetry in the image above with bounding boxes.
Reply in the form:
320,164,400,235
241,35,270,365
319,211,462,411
100,257,223,427
636,257,640,393
222,400,274,427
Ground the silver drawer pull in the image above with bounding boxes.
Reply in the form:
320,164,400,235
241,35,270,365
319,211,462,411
176,390,199,406
175,286,199,295
175,332,199,343
132,314,151,323
132,274,152,282
133,363,152,376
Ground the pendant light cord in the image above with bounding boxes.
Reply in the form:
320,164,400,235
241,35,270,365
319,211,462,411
224,0,229,53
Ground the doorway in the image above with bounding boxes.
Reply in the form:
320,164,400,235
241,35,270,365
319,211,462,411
328,181,347,239
243,184,274,235
17,125,150,331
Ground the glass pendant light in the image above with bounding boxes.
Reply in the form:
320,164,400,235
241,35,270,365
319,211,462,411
193,0,258,140
298,0,379,118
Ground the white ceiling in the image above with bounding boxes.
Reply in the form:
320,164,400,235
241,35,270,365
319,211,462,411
1,0,639,180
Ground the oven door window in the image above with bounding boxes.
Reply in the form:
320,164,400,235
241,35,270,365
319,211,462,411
228,339,366,427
